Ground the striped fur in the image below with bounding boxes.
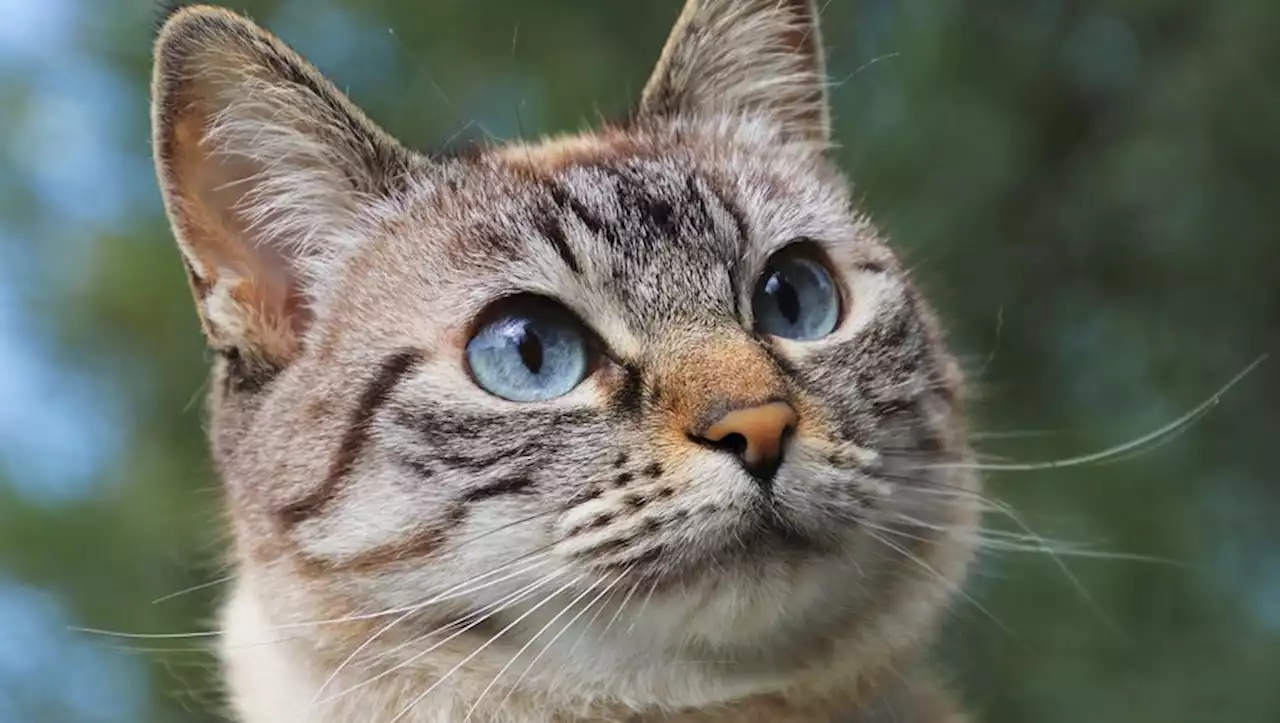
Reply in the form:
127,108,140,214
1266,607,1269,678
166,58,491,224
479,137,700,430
151,2,978,722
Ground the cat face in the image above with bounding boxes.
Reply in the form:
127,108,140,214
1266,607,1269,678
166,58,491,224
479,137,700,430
153,0,978,703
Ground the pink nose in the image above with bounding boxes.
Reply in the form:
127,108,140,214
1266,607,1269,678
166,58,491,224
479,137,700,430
696,401,797,483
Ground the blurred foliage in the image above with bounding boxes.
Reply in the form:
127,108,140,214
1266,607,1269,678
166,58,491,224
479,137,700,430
1,0,1278,721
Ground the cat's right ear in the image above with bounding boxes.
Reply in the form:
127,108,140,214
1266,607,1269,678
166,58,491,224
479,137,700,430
151,5,418,374
637,0,829,149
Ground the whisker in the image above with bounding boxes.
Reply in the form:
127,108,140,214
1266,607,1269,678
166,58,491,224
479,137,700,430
75,521,562,644
551,570,630,686
467,570,627,721
863,527,1012,635
151,573,236,605
968,429,1069,441
318,568,567,706
388,573,587,723
919,355,1266,473
505,567,633,711
451,509,560,553
973,540,1172,563
598,577,642,642
309,553,553,705
885,511,1176,564
879,473,1014,515
892,489,1124,632
858,519,937,548
71,628,228,641
365,573,550,667
627,576,662,634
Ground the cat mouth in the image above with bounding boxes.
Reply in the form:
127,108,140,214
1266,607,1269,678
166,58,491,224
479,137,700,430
591,499,832,592
742,499,821,552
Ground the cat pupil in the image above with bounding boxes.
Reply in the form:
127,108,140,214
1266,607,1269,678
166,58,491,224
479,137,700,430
464,303,588,401
768,272,801,324
515,324,544,374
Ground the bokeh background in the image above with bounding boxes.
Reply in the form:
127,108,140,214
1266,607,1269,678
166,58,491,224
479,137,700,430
1,0,1278,721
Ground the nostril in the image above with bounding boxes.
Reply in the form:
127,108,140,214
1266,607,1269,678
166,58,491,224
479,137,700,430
688,430,749,458
710,432,748,457
744,455,783,486
690,401,797,490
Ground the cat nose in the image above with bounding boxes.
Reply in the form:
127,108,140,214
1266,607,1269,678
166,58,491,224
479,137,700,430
696,401,797,486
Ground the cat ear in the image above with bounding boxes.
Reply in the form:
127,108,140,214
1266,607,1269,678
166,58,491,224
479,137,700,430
637,0,829,148
151,5,418,369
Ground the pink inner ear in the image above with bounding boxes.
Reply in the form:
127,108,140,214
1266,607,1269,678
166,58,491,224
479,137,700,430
155,7,412,359
171,112,313,353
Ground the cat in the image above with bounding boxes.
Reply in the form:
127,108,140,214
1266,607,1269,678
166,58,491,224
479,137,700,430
150,1,980,721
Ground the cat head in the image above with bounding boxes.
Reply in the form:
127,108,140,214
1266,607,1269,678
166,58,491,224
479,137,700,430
152,0,979,708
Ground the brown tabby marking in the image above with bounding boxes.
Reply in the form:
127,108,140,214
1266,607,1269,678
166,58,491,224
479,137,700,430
280,349,426,528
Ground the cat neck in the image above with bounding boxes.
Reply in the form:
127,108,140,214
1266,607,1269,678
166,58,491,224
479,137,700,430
218,577,950,723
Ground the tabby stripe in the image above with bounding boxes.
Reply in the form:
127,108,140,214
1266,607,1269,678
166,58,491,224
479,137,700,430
317,505,468,572
459,475,536,503
302,475,537,572
547,180,609,245
698,175,750,243
533,211,582,274
682,172,711,230
278,348,424,527
611,168,681,241
609,362,646,418
397,452,539,501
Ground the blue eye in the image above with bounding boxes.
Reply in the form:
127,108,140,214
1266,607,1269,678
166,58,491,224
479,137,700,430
752,247,841,340
466,299,591,402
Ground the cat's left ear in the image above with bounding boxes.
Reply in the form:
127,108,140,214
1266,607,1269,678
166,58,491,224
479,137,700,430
637,0,829,148
151,5,420,373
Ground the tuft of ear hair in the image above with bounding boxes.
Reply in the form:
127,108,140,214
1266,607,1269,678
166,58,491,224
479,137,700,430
152,1,195,35
638,0,830,149
151,5,419,372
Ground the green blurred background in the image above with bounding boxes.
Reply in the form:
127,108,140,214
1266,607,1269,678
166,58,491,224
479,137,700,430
1,0,1277,721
